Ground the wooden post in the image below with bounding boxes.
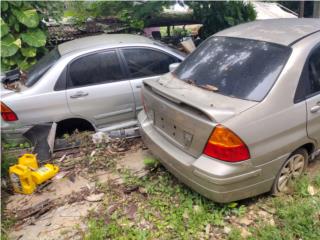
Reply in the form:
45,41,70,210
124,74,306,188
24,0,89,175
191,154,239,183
299,1,305,18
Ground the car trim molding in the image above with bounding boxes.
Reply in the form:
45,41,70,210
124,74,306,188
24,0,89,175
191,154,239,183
94,107,133,120
193,168,262,185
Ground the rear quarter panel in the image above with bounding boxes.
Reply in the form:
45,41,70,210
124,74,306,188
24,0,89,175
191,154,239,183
225,35,319,168
2,57,72,128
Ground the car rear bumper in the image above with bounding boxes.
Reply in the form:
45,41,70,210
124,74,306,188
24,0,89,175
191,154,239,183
138,110,283,203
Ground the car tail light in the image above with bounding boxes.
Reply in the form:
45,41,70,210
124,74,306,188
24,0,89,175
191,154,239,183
203,125,250,162
1,101,18,121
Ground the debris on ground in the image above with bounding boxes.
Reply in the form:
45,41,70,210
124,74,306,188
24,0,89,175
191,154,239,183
2,131,152,240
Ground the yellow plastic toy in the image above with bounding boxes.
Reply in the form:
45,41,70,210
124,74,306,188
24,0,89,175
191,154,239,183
31,164,59,185
18,153,39,170
9,165,37,194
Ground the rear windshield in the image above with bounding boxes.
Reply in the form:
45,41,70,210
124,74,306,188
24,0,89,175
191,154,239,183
174,37,291,101
25,48,60,87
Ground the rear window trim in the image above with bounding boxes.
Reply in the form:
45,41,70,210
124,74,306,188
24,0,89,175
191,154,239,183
25,47,61,87
174,36,293,102
294,42,320,104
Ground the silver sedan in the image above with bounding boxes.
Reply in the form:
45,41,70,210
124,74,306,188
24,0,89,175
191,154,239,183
1,34,185,139
139,19,320,203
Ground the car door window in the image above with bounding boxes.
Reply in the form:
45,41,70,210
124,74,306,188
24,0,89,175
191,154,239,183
308,47,320,95
122,48,180,79
68,51,124,88
295,46,320,102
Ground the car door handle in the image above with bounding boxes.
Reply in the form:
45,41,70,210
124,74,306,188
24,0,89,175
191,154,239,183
136,85,141,89
310,105,320,113
70,91,89,99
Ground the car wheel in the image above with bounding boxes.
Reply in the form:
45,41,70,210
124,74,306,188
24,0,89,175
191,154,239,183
272,148,308,194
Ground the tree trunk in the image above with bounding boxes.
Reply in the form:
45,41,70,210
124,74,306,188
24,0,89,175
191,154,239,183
314,1,320,18
299,1,305,18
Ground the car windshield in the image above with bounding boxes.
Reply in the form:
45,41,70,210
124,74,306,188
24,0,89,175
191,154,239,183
174,37,291,101
25,48,60,87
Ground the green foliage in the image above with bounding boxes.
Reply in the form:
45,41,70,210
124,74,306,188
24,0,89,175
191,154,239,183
275,197,320,239
66,1,171,30
314,174,320,188
1,17,9,37
188,1,256,38
228,228,243,240
248,225,283,240
87,168,247,239
1,151,17,178
1,34,21,57
143,157,159,170
11,8,39,28
1,1,63,72
20,47,37,57
172,27,191,37
20,29,46,47
249,174,320,240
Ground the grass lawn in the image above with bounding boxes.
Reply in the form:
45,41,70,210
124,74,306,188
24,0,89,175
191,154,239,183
84,161,320,240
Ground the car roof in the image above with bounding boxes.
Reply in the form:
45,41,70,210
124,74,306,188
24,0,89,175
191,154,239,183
215,18,320,46
58,34,155,55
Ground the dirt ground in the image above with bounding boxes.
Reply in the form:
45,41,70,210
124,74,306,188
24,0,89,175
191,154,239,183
4,136,152,240
2,136,320,240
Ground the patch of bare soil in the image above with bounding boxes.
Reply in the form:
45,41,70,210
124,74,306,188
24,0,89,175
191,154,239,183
308,155,320,178
4,135,153,240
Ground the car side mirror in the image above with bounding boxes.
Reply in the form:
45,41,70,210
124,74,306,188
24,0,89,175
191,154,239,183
169,63,180,72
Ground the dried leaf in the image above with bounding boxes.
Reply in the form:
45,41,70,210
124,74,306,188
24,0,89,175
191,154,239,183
85,193,104,202
308,185,317,196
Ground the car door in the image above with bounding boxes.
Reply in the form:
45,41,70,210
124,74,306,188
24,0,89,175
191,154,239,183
66,50,135,129
305,46,320,146
119,48,182,115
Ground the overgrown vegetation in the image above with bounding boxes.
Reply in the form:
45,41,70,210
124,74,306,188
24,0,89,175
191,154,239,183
247,175,320,240
85,167,245,240
1,1,63,72
65,1,256,37
65,1,170,29
84,163,320,240
189,1,256,38
1,0,256,73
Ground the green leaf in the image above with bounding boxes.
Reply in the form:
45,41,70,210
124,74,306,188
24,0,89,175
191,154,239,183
1,17,9,37
1,1,8,12
17,58,32,71
1,61,11,73
228,202,238,208
14,38,21,48
8,15,17,27
20,47,36,57
9,1,22,8
21,29,46,47
2,57,16,66
1,34,20,57
12,9,39,28
14,23,20,32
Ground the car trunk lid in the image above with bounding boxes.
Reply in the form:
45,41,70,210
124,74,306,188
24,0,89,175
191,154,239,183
142,74,257,158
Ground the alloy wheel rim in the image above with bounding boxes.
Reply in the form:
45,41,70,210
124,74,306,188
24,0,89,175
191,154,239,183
277,154,305,192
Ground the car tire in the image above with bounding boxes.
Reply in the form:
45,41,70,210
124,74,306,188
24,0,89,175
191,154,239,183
272,148,308,195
